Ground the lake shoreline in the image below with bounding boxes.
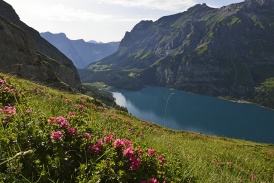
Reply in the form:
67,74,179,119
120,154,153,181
112,86,274,144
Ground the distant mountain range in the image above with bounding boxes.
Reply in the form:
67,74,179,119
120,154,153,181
40,32,120,69
0,0,81,89
80,0,274,108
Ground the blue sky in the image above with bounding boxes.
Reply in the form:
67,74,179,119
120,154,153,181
6,0,244,43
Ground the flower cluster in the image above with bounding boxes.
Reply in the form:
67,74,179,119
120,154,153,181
0,106,16,124
0,76,21,106
50,131,63,139
48,116,70,128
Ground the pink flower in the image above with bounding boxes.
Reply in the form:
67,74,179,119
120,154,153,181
149,178,158,183
78,105,85,109
4,106,16,115
67,128,77,135
97,139,103,146
158,155,165,164
104,136,113,143
47,117,57,123
109,132,115,137
138,148,143,156
0,108,3,114
114,139,125,149
56,116,66,123
129,157,141,170
84,133,91,139
123,146,134,157
26,109,31,115
65,98,72,103
227,162,232,166
148,149,155,156
124,139,132,147
2,115,7,124
51,131,63,139
60,120,70,128
250,174,256,180
56,116,70,128
68,111,75,117
91,145,101,153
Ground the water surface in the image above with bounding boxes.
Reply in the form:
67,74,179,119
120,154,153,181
112,87,274,144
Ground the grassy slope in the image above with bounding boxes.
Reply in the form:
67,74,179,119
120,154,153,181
0,73,273,182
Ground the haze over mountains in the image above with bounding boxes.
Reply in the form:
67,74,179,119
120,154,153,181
80,0,274,107
41,32,120,69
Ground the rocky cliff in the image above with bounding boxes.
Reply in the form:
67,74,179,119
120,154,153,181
40,32,119,69
0,0,81,89
83,0,274,99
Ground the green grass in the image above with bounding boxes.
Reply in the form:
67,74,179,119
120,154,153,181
196,44,209,55
0,73,273,182
228,16,241,26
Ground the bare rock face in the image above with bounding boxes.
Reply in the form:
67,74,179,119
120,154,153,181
0,0,81,89
0,16,62,86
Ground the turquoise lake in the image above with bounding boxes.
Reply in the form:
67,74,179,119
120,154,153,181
112,87,274,144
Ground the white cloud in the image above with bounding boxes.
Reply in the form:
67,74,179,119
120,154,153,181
97,0,198,11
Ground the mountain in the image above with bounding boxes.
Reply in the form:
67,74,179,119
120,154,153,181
0,0,81,89
81,0,274,106
40,32,120,69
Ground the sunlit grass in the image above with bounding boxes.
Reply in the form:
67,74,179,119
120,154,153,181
0,73,273,182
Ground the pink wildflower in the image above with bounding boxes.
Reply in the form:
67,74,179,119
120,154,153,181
97,139,103,146
250,174,256,180
56,116,70,128
124,139,132,147
65,98,72,103
4,106,16,115
227,162,232,166
78,105,85,109
129,157,141,170
91,145,101,153
68,111,75,117
60,120,70,128
84,133,91,139
114,139,125,149
0,79,6,83
67,128,77,135
109,132,115,137
158,155,165,164
26,109,31,115
0,108,3,114
2,115,7,124
138,148,143,156
148,149,155,156
149,178,158,183
104,136,113,143
47,117,57,123
123,146,134,157
51,131,63,139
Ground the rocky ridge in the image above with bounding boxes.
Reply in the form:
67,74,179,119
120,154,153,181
0,0,81,89
83,0,274,100
40,32,119,69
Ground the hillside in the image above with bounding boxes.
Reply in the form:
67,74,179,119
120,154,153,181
1,72,273,182
0,0,81,89
81,0,274,107
41,32,120,69
0,74,274,183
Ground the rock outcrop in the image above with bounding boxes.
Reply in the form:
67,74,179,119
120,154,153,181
0,0,81,89
83,0,274,98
